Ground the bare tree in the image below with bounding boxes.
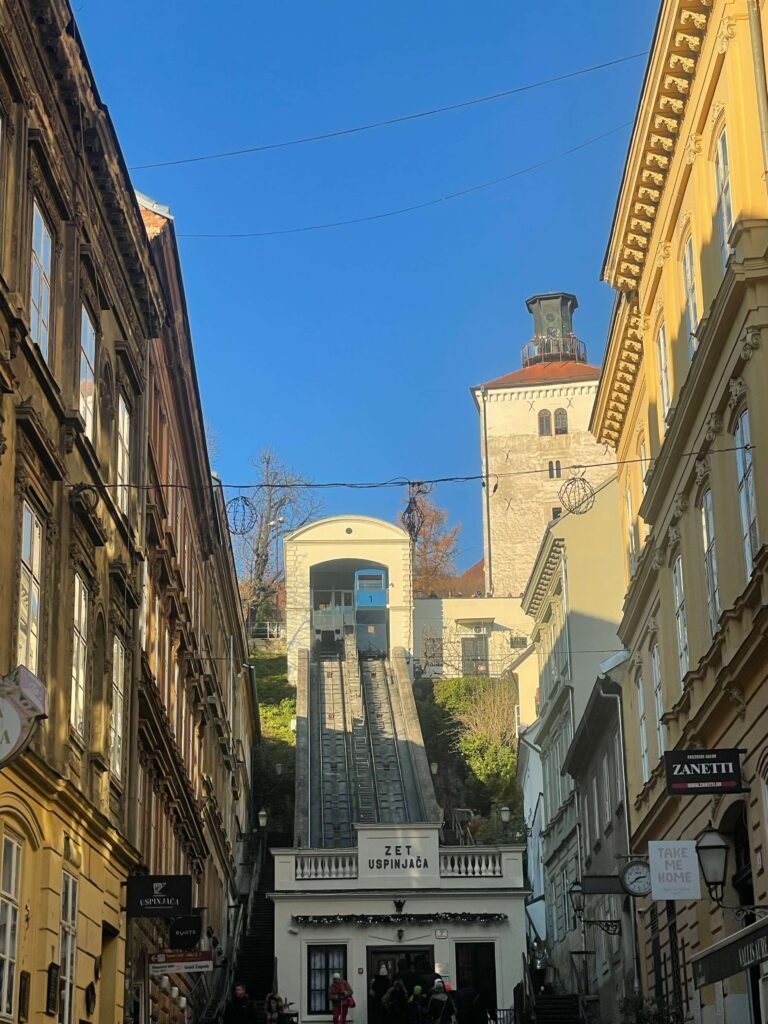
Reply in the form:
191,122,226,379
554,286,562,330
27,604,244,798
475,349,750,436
410,497,460,596
236,450,323,624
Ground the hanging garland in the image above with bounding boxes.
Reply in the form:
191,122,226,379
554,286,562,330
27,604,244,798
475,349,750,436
291,912,507,927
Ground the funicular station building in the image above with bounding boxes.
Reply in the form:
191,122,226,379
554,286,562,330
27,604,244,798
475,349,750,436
276,516,527,1022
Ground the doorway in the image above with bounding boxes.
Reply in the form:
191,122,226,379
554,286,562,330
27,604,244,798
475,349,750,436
367,946,434,1023
461,636,489,676
455,942,498,1010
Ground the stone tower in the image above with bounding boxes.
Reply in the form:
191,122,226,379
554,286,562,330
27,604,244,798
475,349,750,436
472,293,615,598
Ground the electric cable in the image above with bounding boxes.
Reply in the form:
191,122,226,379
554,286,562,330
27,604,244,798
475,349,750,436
177,122,633,239
130,52,648,171
87,444,752,495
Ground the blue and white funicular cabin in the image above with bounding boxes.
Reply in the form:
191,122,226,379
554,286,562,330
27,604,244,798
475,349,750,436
310,561,388,657
279,516,530,1024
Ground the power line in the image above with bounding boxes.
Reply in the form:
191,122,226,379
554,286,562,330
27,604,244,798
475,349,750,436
130,52,648,172
91,445,752,494
178,121,633,239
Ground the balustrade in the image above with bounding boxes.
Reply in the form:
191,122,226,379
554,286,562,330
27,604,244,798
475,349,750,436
439,850,503,877
295,852,358,880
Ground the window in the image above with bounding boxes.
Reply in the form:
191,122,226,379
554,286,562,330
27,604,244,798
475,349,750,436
0,836,21,1017
601,753,612,828
554,408,568,435
583,792,591,853
613,731,624,807
548,461,555,479
71,573,87,736
116,395,131,516
651,644,664,757
30,201,52,359
538,409,552,436
701,489,721,635
59,872,78,1024
551,507,562,521
636,676,649,784
79,306,96,441
555,460,561,479
734,410,758,576
17,501,43,673
308,945,346,1013
672,555,689,682
561,865,570,932
167,447,176,536
639,439,649,494
715,127,733,271
682,234,699,357
656,324,671,421
111,636,126,779
625,486,636,575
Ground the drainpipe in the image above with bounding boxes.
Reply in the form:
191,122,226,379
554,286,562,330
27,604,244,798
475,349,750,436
597,652,642,995
748,0,768,190
480,386,494,596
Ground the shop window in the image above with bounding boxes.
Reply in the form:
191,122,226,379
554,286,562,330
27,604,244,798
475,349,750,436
0,836,21,1017
59,871,78,1024
308,945,346,1014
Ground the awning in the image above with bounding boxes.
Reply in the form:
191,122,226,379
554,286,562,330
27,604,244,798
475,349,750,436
691,916,768,988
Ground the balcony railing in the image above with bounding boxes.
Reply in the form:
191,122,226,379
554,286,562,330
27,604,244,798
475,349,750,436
293,848,505,881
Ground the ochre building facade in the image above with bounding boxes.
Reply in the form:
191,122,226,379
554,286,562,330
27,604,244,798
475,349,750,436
593,1,768,1020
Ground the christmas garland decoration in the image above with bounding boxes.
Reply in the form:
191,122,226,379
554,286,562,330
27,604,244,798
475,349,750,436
291,912,508,927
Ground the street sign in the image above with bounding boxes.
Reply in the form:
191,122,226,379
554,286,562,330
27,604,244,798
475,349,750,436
0,666,47,769
149,950,213,975
664,749,745,796
648,841,701,900
126,875,192,918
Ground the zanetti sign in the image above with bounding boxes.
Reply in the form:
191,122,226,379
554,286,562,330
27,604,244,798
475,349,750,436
664,749,745,796
692,919,768,988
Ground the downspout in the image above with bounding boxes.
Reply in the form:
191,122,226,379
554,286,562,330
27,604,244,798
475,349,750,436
597,652,641,995
747,0,768,190
480,385,494,595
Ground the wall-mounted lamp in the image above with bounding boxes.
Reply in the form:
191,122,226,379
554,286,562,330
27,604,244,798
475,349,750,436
258,808,268,828
430,763,438,776
568,880,621,935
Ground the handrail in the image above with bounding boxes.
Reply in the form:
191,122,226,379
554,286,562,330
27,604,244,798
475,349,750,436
522,952,537,1023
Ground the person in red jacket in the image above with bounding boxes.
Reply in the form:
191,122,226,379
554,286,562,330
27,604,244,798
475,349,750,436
329,973,354,1024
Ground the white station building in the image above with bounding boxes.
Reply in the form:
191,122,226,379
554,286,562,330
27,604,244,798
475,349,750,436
274,516,528,1022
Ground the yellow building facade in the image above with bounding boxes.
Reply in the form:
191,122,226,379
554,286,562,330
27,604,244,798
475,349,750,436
593,1,768,1020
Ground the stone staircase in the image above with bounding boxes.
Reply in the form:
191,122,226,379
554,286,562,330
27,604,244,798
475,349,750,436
235,833,290,999
534,993,580,1024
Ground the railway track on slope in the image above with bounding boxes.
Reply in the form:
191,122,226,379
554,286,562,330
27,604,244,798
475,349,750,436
361,657,408,823
314,656,354,846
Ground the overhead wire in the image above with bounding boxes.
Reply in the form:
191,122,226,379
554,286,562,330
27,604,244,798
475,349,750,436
130,51,648,171
177,121,634,239
91,445,753,495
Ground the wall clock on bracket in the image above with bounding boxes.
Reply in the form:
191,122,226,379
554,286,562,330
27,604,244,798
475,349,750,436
620,858,652,897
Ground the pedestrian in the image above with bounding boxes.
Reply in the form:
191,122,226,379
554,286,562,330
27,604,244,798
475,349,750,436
426,981,456,1024
265,991,285,1024
531,942,548,995
329,972,354,1024
454,982,477,1024
369,965,391,1024
408,984,428,1024
223,982,257,1024
383,979,409,1024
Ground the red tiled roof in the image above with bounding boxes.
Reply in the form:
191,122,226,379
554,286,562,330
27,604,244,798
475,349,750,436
481,361,602,390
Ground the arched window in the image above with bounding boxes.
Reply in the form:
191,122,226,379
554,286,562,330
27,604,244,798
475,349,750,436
548,461,555,479
538,410,552,436
554,408,568,435
555,460,562,479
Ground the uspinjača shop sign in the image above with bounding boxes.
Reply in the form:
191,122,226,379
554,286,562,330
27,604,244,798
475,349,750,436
664,749,746,796
126,875,192,918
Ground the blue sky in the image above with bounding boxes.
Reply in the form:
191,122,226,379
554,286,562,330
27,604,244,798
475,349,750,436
77,1,656,572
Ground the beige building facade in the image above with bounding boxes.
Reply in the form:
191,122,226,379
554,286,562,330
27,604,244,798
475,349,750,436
472,293,615,601
520,479,625,997
592,1,768,1020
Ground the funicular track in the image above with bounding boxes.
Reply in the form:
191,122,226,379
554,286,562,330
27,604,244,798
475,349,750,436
360,657,408,823
311,656,354,847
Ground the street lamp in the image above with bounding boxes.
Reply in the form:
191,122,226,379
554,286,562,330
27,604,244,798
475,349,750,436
500,806,511,825
695,826,729,901
569,879,621,936
258,808,268,829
